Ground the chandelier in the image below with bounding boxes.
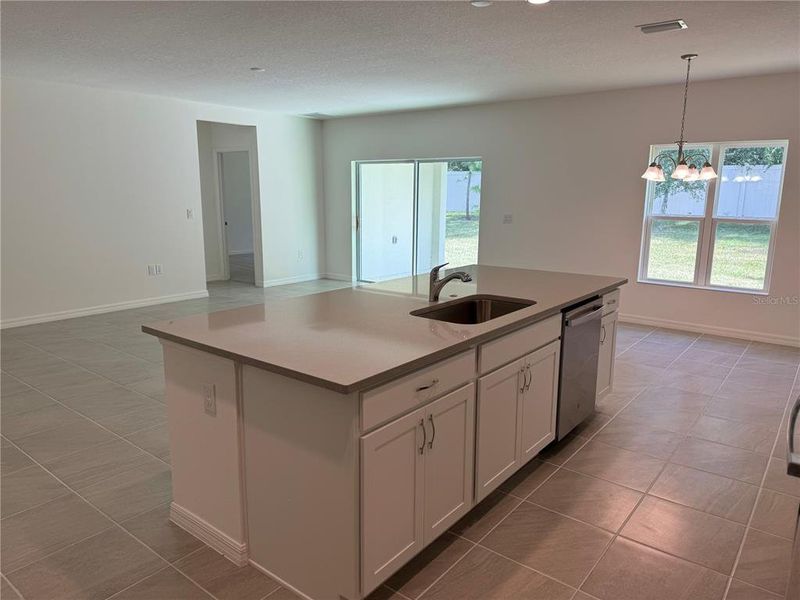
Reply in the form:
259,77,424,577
641,54,718,183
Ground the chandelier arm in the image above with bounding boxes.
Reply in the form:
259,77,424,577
652,152,678,170
682,150,710,166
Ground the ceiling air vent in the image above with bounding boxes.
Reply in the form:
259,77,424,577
637,19,688,34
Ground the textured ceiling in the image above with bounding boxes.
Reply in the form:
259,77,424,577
2,1,798,117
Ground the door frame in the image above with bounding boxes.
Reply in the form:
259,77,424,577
213,147,261,285
353,157,482,284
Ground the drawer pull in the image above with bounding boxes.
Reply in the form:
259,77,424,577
416,378,440,392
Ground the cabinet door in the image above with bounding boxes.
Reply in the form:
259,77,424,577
475,359,523,502
423,383,475,543
596,312,618,399
519,340,560,462
361,407,425,595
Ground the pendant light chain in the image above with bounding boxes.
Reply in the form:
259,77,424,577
677,56,693,161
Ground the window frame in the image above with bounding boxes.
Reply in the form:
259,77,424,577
638,139,789,294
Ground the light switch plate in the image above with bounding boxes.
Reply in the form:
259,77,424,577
202,383,217,416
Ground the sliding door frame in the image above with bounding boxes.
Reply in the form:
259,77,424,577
354,157,481,283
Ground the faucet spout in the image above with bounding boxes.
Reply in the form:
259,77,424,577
428,263,473,302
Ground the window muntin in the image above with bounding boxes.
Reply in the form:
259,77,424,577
639,140,787,293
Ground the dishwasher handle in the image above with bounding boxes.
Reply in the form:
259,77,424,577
788,396,800,477
565,305,603,327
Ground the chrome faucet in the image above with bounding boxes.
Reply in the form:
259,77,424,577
428,263,472,302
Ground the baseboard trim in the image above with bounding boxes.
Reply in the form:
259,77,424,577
170,502,248,567
322,272,356,282
618,313,800,348
1,290,210,329
263,273,323,287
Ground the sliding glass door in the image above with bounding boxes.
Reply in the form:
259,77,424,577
356,159,481,283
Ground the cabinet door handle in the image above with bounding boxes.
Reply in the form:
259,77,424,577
418,419,426,455
427,414,436,449
519,368,526,393
600,325,607,345
788,396,800,476
416,378,439,392
525,364,532,391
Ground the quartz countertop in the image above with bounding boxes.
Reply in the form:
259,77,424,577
142,266,626,393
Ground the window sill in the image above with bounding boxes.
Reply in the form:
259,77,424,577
637,278,769,296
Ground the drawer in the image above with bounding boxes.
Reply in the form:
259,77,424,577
479,314,561,375
361,350,475,431
602,289,620,315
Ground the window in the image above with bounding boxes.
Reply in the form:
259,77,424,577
355,159,482,282
639,140,788,292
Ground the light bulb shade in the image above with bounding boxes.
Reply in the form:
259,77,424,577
641,162,664,181
684,165,700,182
672,162,689,180
526,0,551,4
699,162,717,181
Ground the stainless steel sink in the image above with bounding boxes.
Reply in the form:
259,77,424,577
410,295,536,324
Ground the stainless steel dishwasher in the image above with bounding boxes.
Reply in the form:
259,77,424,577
786,396,800,597
556,299,603,440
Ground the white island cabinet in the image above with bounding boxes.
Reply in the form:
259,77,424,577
142,265,625,600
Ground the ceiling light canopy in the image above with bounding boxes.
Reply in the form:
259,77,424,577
470,1,492,6
641,54,717,183
526,0,551,4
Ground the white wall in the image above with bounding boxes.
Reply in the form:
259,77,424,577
1,77,325,326
322,73,800,344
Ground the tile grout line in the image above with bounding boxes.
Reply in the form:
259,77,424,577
572,332,725,595
1,369,172,470
409,326,682,600
721,355,800,600
1,436,227,600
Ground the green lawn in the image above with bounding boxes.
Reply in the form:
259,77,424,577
445,210,480,268
648,220,770,289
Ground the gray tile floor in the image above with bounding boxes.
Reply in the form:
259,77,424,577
228,253,255,285
2,280,799,599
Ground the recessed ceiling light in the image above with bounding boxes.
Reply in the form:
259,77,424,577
636,19,688,34
526,0,551,5
250,67,265,72
470,1,492,6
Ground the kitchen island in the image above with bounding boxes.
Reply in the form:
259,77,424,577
142,265,626,600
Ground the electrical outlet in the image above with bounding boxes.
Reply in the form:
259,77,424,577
186,208,194,219
202,383,217,416
502,214,513,224
297,249,304,261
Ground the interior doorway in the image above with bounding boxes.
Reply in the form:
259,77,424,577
219,150,255,283
196,121,261,286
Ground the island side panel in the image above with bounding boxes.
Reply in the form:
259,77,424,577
162,341,248,563
242,365,360,600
